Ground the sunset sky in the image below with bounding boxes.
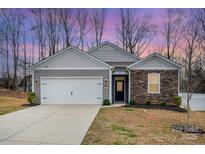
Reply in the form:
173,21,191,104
25,8,165,56
0,8,184,74
102,8,162,43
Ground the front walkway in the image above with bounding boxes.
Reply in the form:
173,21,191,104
101,103,126,108
0,105,100,145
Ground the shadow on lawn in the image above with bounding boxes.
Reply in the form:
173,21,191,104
22,104,39,107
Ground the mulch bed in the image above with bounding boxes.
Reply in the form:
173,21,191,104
124,104,187,112
22,104,39,107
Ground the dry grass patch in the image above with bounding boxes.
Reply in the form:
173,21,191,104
0,96,30,115
0,89,26,98
0,89,31,115
82,107,205,145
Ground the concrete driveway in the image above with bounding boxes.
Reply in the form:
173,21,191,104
0,105,100,145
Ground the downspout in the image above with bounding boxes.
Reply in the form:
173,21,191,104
178,69,180,96
127,67,131,102
109,68,113,104
32,69,34,92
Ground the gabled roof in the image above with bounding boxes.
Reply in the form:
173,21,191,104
128,52,181,70
88,41,140,62
31,46,112,70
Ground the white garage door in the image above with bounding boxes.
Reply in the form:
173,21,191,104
40,77,103,104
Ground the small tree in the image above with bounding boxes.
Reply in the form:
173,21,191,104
181,13,201,124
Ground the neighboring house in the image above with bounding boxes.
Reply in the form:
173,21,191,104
0,76,22,89
0,78,5,88
18,75,32,91
31,41,181,104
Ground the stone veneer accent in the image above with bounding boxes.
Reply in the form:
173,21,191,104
130,70,178,104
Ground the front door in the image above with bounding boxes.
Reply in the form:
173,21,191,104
115,80,124,101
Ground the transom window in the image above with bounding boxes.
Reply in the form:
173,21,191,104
148,73,160,93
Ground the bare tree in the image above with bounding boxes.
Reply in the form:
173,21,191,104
0,38,4,57
11,10,25,89
59,9,76,48
117,9,126,50
181,15,202,124
1,9,25,89
76,9,90,51
18,23,31,91
22,30,27,91
31,27,35,65
0,40,6,81
0,9,10,88
161,9,185,60
192,9,205,70
90,9,106,47
116,9,155,56
44,9,61,56
192,9,205,41
31,9,46,61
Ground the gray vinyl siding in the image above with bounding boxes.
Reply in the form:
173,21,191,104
34,70,109,104
130,56,180,70
89,44,139,63
35,48,110,70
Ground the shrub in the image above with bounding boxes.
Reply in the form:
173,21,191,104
128,99,136,105
145,101,151,106
103,99,111,106
173,96,182,107
160,102,167,107
27,92,37,105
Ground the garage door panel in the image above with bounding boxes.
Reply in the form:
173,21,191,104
40,78,102,104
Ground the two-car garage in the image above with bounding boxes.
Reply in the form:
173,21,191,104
32,47,111,105
40,77,103,104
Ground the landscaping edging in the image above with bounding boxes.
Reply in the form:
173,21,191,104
124,104,186,112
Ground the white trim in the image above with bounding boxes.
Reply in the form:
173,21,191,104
113,77,126,102
40,76,103,105
40,76,103,79
130,68,179,70
109,69,112,103
40,79,43,104
34,68,110,70
32,70,34,92
178,70,180,96
148,73,160,94
128,52,181,69
128,69,131,101
32,46,112,69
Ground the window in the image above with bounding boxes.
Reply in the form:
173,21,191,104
116,81,123,92
148,73,160,93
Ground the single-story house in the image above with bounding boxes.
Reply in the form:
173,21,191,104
31,41,181,104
